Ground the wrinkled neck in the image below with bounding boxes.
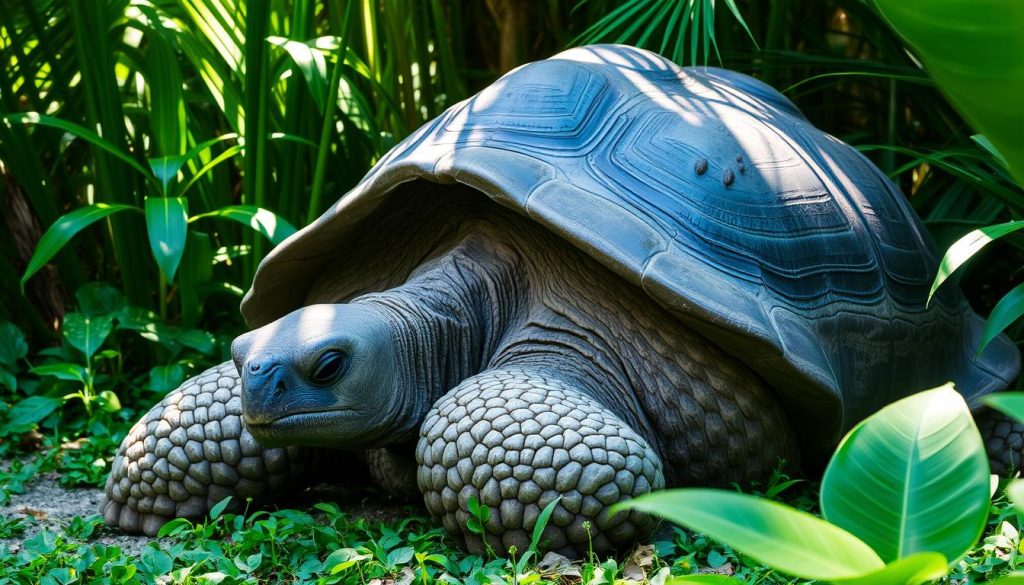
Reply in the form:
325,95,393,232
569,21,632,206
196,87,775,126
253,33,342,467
352,234,524,442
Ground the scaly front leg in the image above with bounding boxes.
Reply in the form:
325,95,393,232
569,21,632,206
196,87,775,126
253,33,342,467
416,367,663,557
101,362,326,535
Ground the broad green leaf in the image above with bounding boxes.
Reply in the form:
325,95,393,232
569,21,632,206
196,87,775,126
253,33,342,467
928,221,1024,303
63,313,114,360
145,197,189,280
821,385,990,563
31,363,87,382
386,546,415,567
144,25,186,160
615,489,883,580
21,204,139,289
979,282,1024,353
831,553,948,585
190,206,297,245
149,364,185,393
983,392,1024,424
3,113,152,178
0,321,29,367
7,396,62,431
178,330,216,354
990,576,1024,585
873,0,1024,185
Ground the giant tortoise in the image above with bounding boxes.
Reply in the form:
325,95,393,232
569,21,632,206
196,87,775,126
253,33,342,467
101,45,1022,555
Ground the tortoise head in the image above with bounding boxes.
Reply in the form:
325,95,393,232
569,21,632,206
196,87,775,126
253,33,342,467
231,303,400,449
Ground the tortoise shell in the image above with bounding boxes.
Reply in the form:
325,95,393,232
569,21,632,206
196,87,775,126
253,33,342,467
241,45,1020,451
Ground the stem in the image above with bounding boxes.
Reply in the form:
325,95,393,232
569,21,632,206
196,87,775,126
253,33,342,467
308,4,353,225
243,0,272,283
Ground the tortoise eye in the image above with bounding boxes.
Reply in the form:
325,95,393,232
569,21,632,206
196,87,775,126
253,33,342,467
310,350,348,384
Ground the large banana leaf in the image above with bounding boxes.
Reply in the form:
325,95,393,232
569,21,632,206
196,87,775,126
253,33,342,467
820,385,990,564
872,0,1024,185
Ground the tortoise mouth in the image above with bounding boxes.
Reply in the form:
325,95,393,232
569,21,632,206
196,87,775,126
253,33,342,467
245,408,358,446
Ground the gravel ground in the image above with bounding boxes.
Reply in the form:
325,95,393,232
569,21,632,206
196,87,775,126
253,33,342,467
0,470,152,556
0,464,415,559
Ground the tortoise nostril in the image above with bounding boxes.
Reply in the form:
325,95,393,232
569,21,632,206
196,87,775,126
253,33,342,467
248,361,262,373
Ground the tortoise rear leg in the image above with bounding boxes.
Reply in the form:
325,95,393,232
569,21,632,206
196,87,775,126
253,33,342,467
416,367,663,557
101,362,331,535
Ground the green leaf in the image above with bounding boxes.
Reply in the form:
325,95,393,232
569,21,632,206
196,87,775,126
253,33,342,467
267,36,329,110
831,553,948,585
178,330,216,354
31,363,87,382
7,396,62,431
63,313,114,360
149,156,188,195
145,197,189,281
386,546,415,567
190,205,297,245
979,282,1024,353
530,496,562,553
615,489,883,580
96,390,122,413
156,517,193,538
983,392,1024,424
21,204,139,289
141,547,173,576
873,0,1024,185
0,321,29,367
929,221,1024,303
972,134,1010,169
0,371,16,393
989,575,1024,585
209,496,232,520
821,385,990,563
148,364,185,393
3,113,152,178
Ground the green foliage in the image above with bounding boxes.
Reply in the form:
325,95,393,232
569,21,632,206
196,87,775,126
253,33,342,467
622,489,885,579
871,1,1024,350
574,0,756,66
871,0,1024,186
821,384,990,563
618,386,992,584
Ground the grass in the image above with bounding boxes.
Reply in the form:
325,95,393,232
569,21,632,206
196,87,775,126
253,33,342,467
1,450,1023,584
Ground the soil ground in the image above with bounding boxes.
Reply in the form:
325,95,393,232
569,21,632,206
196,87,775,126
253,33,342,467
0,469,415,558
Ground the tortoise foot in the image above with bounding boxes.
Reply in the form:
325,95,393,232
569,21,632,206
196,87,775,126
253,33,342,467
416,367,663,557
101,361,311,535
